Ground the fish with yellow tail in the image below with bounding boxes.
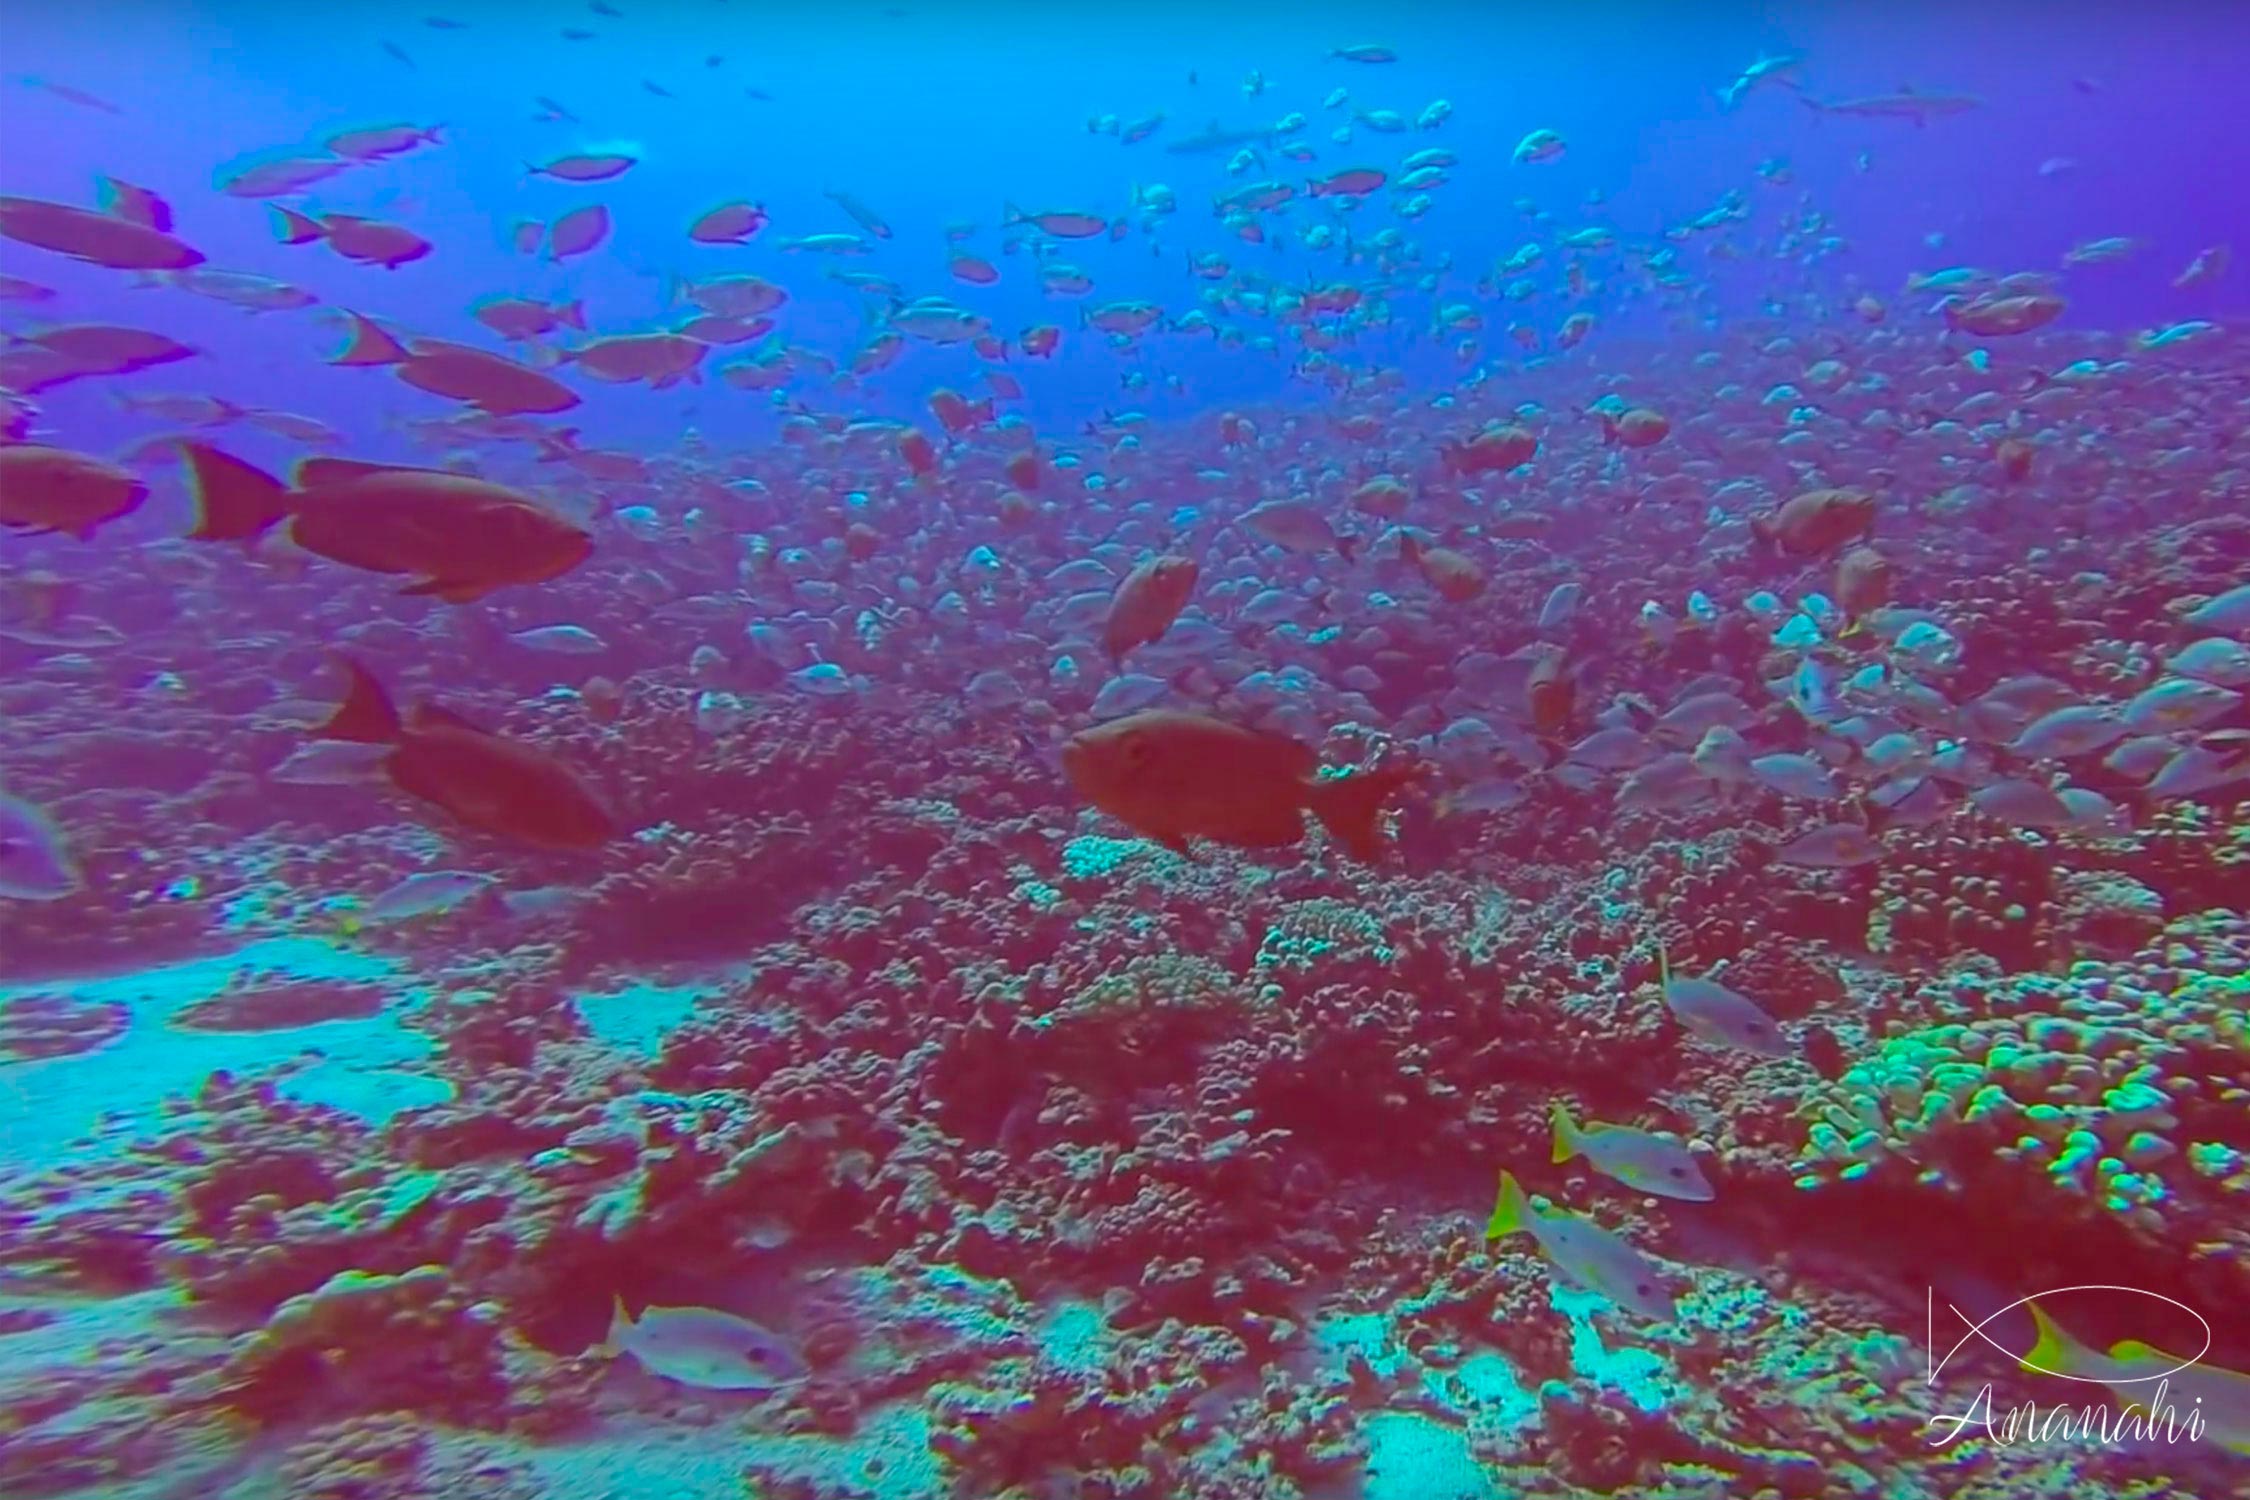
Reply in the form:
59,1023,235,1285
1484,1170,1676,1321
1550,1102,1714,1201
2021,1299,2250,1456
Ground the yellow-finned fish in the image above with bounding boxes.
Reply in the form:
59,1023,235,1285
1485,1170,1675,1321
2023,1300,2250,1455
1550,1102,1714,1202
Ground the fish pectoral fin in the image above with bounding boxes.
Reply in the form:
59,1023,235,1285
410,702,495,737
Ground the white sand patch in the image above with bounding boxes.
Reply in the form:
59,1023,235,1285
0,936,438,1162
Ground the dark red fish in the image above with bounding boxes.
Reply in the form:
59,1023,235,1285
1752,488,1876,557
0,194,203,270
219,157,353,199
1063,709,1418,861
316,657,617,850
1400,533,1486,602
181,446,592,601
527,153,636,182
392,338,581,415
1525,649,1575,736
689,201,766,244
327,123,445,161
1103,554,1198,662
273,208,432,269
0,444,148,539
26,324,196,375
546,204,611,263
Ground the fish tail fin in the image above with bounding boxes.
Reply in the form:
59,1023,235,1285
270,205,324,245
331,311,406,367
2022,1298,2092,1378
1307,761,1418,862
180,442,291,541
593,1294,629,1358
1657,936,1672,989
1336,532,1360,564
317,655,402,743
1002,200,1025,226
558,298,586,331
1550,1101,1584,1164
1484,1169,1529,1242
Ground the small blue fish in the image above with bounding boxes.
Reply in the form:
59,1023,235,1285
1774,822,1884,868
603,1298,807,1391
1089,672,1171,720
1748,752,1840,801
269,740,392,786
964,669,1025,713
1437,776,1527,817
1969,777,2076,828
2181,582,2250,636
0,789,80,901
787,662,856,697
1660,944,1790,1055
509,624,608,654
363,870,498,923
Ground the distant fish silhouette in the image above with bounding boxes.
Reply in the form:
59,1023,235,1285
1163,119,1284,156
1796,84,1979,126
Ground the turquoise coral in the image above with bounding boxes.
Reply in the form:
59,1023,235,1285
1793,912,2250,1236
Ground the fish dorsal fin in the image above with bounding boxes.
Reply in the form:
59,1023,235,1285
1550,1101,1582,1164
595,1294,632,1357
411,702,493,737
316,654,402,744
295,456,438,489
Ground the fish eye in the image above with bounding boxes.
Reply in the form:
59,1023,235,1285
1635,1282,1655,1296
1666,1166,1688,1177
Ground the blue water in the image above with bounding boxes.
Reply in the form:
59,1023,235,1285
5,1,2245,458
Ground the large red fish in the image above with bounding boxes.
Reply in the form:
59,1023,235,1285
1062,709,1417,861
0,193,203,270
1751,488,1876,557
180,445,591,601
316,657,617,850
0,444,148,539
